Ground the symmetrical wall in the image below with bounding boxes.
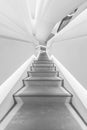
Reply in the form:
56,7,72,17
0,38,34,85
51,37,87,90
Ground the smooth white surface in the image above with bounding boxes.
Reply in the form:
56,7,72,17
66,103,87,130
0,0,86,43
0,55,35,105
50,36,87,90
0,98,23,130
52,55,87,109
48,6,87,45
0,38,35,85
35,0,86,42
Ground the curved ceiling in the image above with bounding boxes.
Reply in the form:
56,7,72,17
48,2,87,47
0,0,86,46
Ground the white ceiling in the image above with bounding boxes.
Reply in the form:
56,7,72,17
0,0,86,46
48,2,87,47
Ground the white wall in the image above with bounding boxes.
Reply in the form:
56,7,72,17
51,36,87,90
0,38,34,85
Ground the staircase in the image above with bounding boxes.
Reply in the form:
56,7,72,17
5,51,84,130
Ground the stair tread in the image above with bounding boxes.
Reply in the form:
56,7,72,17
28,71,57,73
15,86,71,97
34,60,53,63
30,69,56,72
30,68,56,71
32,64,54,67
24,77,62,81
5,99,82,130
33,62,53,64
31,65,55,68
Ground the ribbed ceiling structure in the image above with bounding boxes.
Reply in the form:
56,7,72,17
0,0,86,46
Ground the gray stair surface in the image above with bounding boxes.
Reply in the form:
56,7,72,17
15,86,71,97
27,71,59,77
5,98,83,130
23,77,63,87
32,63,54,67
34,60,53,64
30,65,56,71
4,51,83,130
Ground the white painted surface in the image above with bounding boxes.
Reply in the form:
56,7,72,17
0,98,23,130
0,0,86,43
0,38,35,85
52,55,87,108
0,55,35,104
66,103,87,130
52,55,87,123
0,55,35,121
49,36,87,90
48,7,87,45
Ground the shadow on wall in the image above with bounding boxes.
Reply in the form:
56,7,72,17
0,38,34,85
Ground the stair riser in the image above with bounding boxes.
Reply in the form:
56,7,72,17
32,66,55,68
34,61,53,64
38,54,48,57
15,96,71,104
32,63,54,67
24,80,62,87
38,54,49,57
30,66,56,72
38,57,49,61
28,72,58,77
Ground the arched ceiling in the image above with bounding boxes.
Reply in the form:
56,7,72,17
0,0,86,46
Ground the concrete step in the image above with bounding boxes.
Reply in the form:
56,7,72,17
23,77,63,87
34,60,53,64
31,65,55,68
30,66,56,72
5,98,83,130
37,52,49,57
5,97,83,130
37,54,49,61
27,71,59,77
15,96,71,105
15,85,71,104
38,57,49,61
32,63,54,67
15,86,71,101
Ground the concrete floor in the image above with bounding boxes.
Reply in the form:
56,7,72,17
5,100,82,130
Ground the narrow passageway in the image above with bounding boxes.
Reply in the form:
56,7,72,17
5,49,83,130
